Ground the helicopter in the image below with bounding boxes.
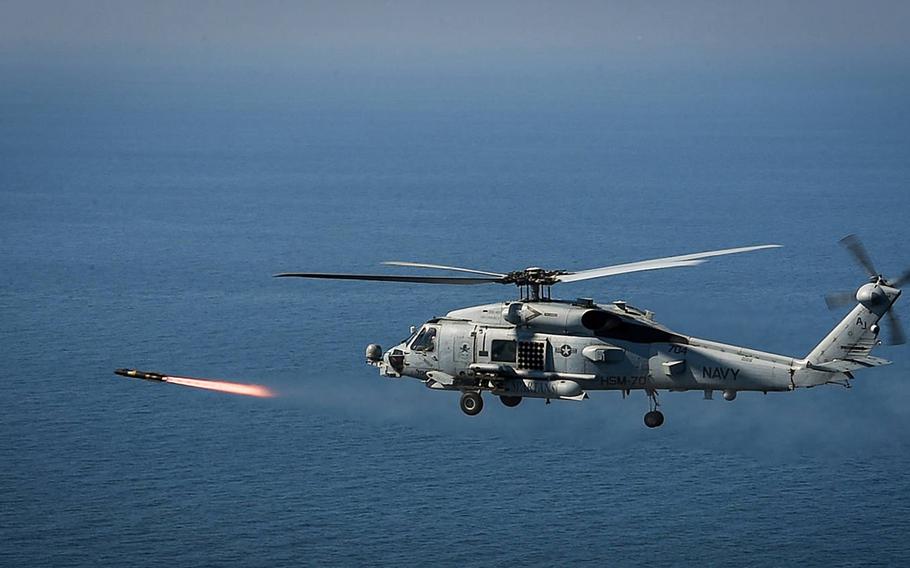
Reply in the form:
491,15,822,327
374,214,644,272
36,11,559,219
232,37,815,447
276,235,906,427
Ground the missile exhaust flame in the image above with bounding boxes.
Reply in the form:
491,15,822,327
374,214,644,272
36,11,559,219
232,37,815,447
114,368,275,398
163,376,274,398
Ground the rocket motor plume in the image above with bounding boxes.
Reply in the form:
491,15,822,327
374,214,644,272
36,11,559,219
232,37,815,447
164,376,275,398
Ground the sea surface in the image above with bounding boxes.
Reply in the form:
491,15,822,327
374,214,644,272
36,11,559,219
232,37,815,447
2,69,910,566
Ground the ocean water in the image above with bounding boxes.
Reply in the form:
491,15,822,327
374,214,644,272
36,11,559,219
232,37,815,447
2,70,910,566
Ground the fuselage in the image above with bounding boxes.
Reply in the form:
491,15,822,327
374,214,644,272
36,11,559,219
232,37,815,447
372,298,837,399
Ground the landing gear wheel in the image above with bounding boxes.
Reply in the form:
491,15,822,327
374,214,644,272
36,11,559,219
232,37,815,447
499,395,522,408
644,410,665,428
460,392,484,416
643,389,664,428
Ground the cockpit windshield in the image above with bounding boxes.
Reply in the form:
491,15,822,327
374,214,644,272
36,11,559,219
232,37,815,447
409,326,437,352
401,328,419,346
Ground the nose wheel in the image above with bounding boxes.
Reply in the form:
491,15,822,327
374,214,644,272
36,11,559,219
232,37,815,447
644,389,665,428
460,392,484,416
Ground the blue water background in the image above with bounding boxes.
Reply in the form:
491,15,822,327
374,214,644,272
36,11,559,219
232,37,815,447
2,68,910,565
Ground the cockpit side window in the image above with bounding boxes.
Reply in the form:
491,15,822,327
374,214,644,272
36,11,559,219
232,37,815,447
410,326,437,352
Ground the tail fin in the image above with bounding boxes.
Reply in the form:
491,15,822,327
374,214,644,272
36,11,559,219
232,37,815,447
806,282,901,367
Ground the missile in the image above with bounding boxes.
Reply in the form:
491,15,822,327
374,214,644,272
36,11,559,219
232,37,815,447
113,368,275,397
114,368,166,381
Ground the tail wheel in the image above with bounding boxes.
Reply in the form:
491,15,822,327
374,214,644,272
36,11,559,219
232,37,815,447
644,410,665,428
499,395,522,408
460,392,484,416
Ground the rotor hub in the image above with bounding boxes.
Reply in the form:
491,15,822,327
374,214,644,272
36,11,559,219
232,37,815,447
502,268,567,287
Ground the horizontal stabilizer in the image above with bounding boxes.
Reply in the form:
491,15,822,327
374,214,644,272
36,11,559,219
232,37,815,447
808,356,892,373
851,355,892,368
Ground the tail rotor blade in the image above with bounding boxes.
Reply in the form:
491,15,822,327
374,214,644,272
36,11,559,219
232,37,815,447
889,268,910,289
887,310,906,346
825,291,856,310
840,234,878,279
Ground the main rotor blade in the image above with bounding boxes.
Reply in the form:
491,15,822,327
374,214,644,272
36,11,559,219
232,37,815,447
840,234,878,279
887,310,906,346
556,244,782,284
382,261,506,278
273,272,502,285
825,291,856,310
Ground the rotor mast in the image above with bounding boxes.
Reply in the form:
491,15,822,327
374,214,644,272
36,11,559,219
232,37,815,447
523,282,543,301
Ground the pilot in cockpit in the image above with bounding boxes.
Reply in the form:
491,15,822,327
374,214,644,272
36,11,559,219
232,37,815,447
410,326,437,352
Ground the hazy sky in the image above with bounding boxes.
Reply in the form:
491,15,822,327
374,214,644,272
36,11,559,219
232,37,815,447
2,0,908,71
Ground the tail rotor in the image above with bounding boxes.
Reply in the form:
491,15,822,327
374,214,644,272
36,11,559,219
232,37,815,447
887,311,906,346
823,234,907,346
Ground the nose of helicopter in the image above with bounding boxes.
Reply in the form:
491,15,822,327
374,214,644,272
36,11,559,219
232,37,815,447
386,347,406,374
366,342,407,377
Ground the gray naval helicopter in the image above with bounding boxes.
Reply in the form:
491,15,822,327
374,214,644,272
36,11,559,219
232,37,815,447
277,235,906,427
